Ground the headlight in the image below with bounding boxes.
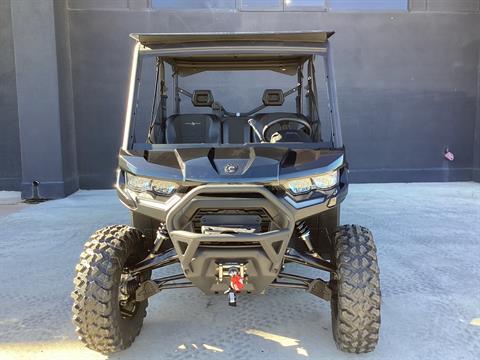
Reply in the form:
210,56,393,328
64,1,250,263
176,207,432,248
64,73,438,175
126,173,151,192
151,179,178,196
312,170,339,190
286,178,313,195
284,169,339,195
126,173,178,196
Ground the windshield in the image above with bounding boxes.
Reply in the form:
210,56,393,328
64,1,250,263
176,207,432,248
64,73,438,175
129,54,335,148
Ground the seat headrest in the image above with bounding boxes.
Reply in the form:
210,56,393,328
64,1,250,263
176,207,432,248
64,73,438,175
192,90,214,107
262,89,284,106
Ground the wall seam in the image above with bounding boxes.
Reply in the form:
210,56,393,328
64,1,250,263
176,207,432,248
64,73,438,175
8,0,24,191
474,31,480,182
53,1,79,192
3,0,22,190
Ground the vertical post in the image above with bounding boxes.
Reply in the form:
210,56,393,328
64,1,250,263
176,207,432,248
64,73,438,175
159,60,168,143
122,42,142,149
296,65,303,114
173,69,180,114
308,57,321,141
307,59,313,122
324,42,343,148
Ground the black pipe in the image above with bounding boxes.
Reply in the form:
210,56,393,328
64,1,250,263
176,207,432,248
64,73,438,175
153,273,186,284
159,282,195,290
284,248,335,273
277,272,313,285
269,281,309,290
130,249,179,274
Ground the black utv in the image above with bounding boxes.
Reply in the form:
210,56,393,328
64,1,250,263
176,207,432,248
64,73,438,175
72,31,380,354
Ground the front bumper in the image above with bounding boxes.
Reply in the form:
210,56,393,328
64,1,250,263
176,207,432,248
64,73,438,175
164,185,294,293
117,182,346,294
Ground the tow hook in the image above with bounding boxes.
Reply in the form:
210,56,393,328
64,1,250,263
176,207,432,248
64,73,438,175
219,264,245,306
226,290,237,306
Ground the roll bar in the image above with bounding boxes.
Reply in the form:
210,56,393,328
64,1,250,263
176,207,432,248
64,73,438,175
176,84,301,118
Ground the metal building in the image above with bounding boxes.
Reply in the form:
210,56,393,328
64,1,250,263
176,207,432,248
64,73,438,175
1,0,479,199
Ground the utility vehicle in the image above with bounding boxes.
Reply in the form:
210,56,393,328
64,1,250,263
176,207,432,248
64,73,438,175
72,31,381,354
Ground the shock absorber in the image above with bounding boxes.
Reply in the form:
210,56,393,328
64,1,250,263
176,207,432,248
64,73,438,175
124,279,139,297
296,220,315,254
153,223,170,254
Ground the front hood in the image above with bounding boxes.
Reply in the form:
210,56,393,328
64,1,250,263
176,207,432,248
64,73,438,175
119,146,344,184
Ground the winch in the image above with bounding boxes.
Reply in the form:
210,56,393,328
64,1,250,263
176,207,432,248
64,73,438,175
217,263,246,306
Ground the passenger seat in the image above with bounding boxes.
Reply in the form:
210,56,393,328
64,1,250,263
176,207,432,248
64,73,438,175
165,114,222,144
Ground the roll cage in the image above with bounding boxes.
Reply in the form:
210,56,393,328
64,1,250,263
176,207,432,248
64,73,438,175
122,31,343,149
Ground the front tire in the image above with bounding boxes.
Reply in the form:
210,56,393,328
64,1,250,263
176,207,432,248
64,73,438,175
71,225,151,354
330,225,381,353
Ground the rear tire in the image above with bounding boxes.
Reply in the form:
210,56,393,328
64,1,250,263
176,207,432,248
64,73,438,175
71,225,151,354
330,225,381,353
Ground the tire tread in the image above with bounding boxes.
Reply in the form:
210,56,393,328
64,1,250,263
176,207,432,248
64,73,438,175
331,224,381,353
71,225,148,354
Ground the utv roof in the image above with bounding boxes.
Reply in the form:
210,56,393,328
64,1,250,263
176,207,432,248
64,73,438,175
130,31,334,46
130,31,335,76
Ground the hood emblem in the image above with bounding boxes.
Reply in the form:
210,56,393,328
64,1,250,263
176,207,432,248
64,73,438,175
224,164,239,175
184,121,201,126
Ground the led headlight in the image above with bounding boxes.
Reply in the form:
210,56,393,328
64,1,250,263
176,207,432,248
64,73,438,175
126,173,151,192
286,178,314,195
284,169,339,195
312,170,339,190
151,179,178,196
126,173,178,196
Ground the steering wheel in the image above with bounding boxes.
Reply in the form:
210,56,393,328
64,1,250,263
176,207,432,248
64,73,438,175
262,117,313,142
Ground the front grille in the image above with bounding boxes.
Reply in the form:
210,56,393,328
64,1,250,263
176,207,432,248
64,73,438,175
199,242,262,247
191,208,272,233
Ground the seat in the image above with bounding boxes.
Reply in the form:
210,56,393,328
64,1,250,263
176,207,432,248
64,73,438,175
165,114,221,144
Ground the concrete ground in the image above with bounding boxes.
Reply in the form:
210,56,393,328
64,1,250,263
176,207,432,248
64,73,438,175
0,183,479,360
0,191,31,218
